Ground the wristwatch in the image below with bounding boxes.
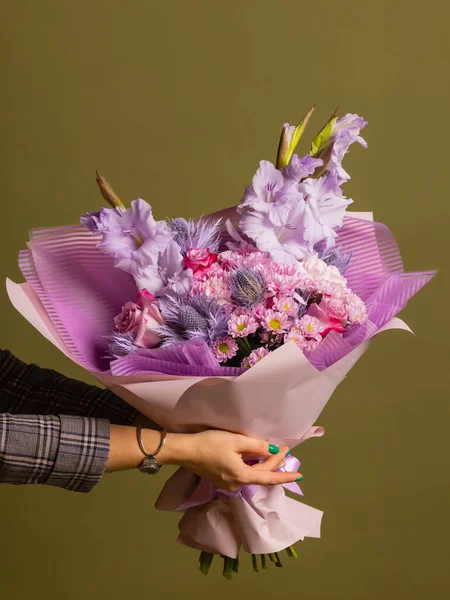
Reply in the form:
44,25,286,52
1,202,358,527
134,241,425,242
136,427,167,475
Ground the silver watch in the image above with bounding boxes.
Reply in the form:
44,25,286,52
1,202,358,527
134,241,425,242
136,427,167,475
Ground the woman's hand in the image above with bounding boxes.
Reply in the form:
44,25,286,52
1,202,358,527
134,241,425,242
158,429,302,492
106,426,302,492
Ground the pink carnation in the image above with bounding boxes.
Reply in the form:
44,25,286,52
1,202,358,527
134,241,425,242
346,295,368,324
193,276,231,303
321,295,348,320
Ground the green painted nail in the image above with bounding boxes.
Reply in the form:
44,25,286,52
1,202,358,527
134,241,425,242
269,444,280,455
286,449,291,456
295,475,304,482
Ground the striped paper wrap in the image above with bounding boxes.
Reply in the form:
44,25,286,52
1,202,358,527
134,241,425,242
7,209,435,558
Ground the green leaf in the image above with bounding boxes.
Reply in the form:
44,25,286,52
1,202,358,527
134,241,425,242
310,109,339,157
276,105,316,169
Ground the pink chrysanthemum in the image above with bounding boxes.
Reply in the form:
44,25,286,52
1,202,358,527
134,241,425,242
298,315,322,337
241,356,251,369
248,347,271,366
261,309,290,333
284,330,306,349
273,295,298,317
303,336,322,352
228,313,259,338
219,247,271,270
264,263,306,296
213,337,239,362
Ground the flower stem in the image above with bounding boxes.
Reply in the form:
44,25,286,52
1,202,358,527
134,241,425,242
233,556,240,574
223,556,234,580
243,336,252,350
251,554,259,573
286,545,298,559
274,552,283,568
199,551,214,575
260,554,267,570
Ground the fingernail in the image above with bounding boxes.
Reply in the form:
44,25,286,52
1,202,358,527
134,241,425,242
269,444,280,455
295,475,304,482
286,448,291,456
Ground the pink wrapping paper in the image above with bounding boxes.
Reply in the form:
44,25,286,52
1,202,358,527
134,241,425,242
6,278,410,557
6,210,434,558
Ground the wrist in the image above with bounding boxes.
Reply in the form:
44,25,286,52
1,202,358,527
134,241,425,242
153,432,196,467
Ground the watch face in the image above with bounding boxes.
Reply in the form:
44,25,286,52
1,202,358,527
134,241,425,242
139,455,160,475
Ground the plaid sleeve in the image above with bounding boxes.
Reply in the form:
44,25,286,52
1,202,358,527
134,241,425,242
0,413,110,492
0,349,137,425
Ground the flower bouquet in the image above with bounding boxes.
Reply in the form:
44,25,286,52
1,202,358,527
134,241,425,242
7,107,435,578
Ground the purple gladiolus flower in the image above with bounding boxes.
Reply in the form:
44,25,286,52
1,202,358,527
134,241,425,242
282,154,323,185
299,172,353,249
238,160,302,227
327,114,368,182
239,197,312,264
97,198,173,265
80,207,124,233
128,239,194,297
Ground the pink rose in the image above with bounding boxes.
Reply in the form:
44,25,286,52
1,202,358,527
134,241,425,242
183,248,218,277
114,291,163,349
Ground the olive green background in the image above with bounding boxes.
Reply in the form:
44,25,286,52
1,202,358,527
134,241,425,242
1,1,448,598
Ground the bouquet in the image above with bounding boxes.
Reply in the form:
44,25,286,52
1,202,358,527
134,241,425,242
7,107,435,578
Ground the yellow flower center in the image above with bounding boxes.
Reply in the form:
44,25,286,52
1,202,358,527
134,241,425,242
218,343,229,354
269,319,281,330
236,323,246,332
306,323,314,331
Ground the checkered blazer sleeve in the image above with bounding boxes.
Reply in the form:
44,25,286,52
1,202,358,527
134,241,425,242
0,413,110,492
0,349,138,492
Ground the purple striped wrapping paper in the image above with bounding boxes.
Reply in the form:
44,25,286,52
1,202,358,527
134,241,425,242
17,212,435,376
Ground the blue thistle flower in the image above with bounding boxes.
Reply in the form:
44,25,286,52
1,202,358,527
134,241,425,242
317,246,353,275
106,331,138,359
230,267,266,308
157,293,229,347
169,217,222,255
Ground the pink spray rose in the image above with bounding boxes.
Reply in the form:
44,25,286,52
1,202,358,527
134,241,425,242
114,290,163,348
183,248,218,277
